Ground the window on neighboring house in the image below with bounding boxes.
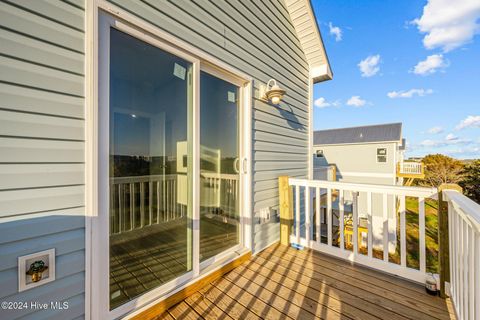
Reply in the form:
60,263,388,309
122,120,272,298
316,150,324,158
377,148,387,163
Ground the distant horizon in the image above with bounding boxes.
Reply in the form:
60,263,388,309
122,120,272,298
311,0,480,160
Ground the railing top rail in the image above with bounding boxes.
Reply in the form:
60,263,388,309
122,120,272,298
443,189,480,230
288,178,437,197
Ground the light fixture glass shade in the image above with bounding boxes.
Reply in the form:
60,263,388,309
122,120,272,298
271,96,281,105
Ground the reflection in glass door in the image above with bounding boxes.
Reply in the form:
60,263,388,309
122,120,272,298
108,28,193,309
199,71,240,261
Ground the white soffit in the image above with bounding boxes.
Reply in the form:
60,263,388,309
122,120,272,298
285,0,332,83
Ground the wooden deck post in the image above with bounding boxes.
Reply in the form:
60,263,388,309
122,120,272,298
438,183,462,298
279,176,293,246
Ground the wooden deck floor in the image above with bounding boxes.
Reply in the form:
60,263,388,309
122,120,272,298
155,243,454,320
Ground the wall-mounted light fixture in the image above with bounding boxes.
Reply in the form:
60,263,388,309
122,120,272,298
262,79,286,105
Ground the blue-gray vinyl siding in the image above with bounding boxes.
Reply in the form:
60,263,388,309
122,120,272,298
107,0,310,253
0,1,85,319
0,1,311,318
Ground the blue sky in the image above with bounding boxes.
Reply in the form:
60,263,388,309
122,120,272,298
311,0,480,159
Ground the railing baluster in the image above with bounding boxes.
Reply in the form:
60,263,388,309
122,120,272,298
339,189,344,250
454,205,459,310
130,183,134,230
419,197,426,273
458,213,463,319
305,186,311,243
353,192,358,255
118,184,123,232
468,225,474,320
367,191,372,258
327,188,332,246
140,182,145,227
383,193,388,262
295,185,300,244
448,199,455,302
316,187,320,243
157,180,160,223
149,181,153,225
400,195,406,267
475,232,480,320
463,220,468,319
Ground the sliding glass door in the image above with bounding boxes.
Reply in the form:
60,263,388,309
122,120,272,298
100,16,247,315
199,71,240,261
108,28,193,309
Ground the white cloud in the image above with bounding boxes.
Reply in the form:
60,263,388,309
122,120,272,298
445,146,480,158
412,0,480,52
387,88,433,98
328,22,343,41
419,134,471,148
412,54,449,75
314,97,340,108
346,96,367,107
456,115,480,130
427,126,444,134
445,133,458,141
358,55,381,77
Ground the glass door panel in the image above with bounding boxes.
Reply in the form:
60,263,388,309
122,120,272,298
199,71,240,261
108,28,192,309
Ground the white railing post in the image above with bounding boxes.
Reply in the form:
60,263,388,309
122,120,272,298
353,191,358,255
316,187,320,244
400,195,406,267
327,188,332,246
295,185,300,244
339,189,345,250
419,197,426,273
367,191,372,258
382,193,388,262
305,186,311,243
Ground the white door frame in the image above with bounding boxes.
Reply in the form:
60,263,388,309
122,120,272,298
86,2,253,319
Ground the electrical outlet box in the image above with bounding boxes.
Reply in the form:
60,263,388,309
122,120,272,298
18,248,55,292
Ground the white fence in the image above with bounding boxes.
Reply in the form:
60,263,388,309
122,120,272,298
444,189,480,320
398,161,423,175
288,178,437,283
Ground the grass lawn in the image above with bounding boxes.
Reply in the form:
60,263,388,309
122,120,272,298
387,197,439,273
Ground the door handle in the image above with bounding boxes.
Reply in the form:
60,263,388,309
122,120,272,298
242,158,248,174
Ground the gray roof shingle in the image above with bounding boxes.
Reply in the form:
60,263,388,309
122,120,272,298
313,123,402,145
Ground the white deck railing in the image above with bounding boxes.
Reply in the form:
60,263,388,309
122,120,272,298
398,161,423,175
288,178,437,283
444,189,480,320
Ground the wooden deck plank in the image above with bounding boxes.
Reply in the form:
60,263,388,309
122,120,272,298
232,260,400,320
135,243,452,320
210,275,293,320
263,244,450,312
198,283,262,320
244,256,410,320
272,245,452,315
225,267,352,320
256,248,446,320
184,291,234,320
168,301,203,320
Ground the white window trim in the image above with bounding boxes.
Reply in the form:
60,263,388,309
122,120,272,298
376,147,388,164
86,3,253,319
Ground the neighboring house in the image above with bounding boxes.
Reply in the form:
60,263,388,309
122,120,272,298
313,123,405,185
0,1,331,320
312,123,408,253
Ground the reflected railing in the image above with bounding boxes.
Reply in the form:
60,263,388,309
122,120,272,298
110,173,239,235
